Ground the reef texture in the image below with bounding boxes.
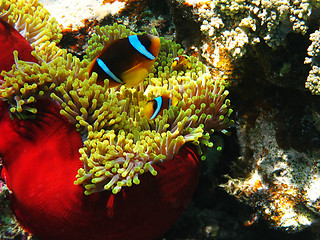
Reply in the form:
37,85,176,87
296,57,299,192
169,0,320,56
305,27,320,94
224,113,320,232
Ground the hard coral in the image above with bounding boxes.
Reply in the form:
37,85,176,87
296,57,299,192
222,113,320,232
194,0,320,54
305,28,320,95
168,0,320,235
168,0,320,72
0,0,233,239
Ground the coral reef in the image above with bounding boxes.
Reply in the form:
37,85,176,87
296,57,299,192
38,0,126,30
305,28,320,94
166,0,320,91
168,0,320,58
223,113,320,232
165,0,320,237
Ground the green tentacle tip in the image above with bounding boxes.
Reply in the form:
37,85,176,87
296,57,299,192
126,179,132,187
112,188,120,194
10,107,16,113
133,176,140,185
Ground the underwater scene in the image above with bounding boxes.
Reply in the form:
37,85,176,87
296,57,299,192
1,0,320,239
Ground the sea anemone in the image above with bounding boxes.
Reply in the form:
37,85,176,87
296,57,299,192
0,0,233,239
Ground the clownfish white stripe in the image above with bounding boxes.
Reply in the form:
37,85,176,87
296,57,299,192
96,58,123,84
129,35,155,60
150,97,172,120
150,96,162,120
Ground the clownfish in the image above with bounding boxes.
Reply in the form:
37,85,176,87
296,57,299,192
171,55,192,70
88,34,160,88
143,95,173,120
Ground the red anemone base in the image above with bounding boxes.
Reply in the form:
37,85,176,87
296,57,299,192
0,19,37,80
0,99,201,240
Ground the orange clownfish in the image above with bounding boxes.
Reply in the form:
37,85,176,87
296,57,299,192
88,34,160,88
143,96,172,120
171,55,191,70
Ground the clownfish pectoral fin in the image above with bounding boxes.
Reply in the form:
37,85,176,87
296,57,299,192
142,100,155,119
87,58,96,74
121,64,149,87
185,59,192,69
171,97,178,107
